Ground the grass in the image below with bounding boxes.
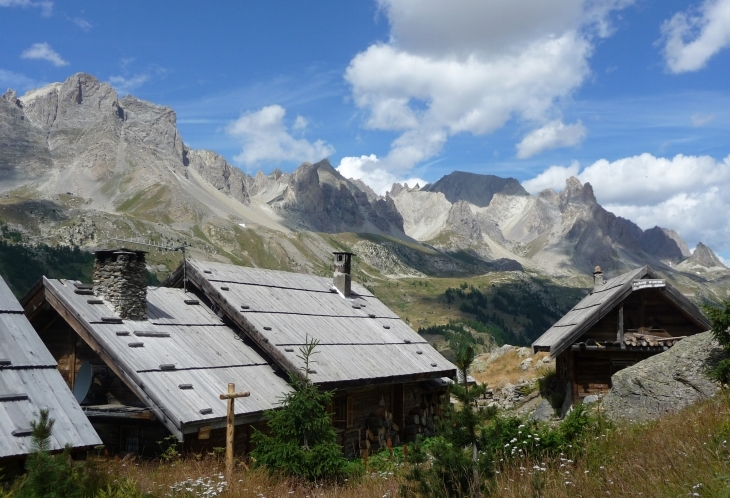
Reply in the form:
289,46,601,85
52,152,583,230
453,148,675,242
471,349,552,389
96,457,398,498
5,392,730,497
492,391,730,497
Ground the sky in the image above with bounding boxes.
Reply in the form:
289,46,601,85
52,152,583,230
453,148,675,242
1,0,730,260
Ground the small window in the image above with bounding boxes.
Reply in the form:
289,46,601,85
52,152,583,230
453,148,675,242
329,396,352,429
122,426,140,454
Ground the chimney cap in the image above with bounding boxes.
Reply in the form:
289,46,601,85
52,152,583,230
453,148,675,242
593,265,602,274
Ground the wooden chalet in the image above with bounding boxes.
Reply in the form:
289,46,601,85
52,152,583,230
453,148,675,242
164,252,457,457
0,275,101,472
21,249,292,456
532,265,710,404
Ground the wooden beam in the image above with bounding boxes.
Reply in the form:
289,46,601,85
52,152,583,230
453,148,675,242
618,304,625,349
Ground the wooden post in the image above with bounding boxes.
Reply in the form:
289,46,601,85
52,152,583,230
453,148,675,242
219,383,250,482
618,304,625,349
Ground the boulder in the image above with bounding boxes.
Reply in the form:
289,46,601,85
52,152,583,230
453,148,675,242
602,332,726,422
582,395,599,405
531,399,554,422
520,358,533,371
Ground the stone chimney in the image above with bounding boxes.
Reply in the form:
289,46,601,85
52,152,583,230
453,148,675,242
93,249,148,320
333,252,354,298
593,265,605,291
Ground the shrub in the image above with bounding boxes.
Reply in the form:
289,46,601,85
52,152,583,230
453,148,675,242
402,344,496,497
251,338,348,481
702,299,730,382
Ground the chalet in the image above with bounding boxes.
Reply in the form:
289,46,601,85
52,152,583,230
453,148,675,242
22,249,292,456
532,265,710,404
163,252,457,456
22,249,456,458
0,275,101,472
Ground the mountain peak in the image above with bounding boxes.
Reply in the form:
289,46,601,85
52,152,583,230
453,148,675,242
421,171,528,207
689,242,727,269
559,176,597,206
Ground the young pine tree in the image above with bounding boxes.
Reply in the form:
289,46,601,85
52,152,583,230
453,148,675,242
404,343,495,498
16,409,87,498
702,299,730,382
251,338,347,480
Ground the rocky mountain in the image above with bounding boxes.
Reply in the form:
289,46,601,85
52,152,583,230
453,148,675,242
676,242,728,275
389,175,713,280
1,72,727,300
421,171,529,207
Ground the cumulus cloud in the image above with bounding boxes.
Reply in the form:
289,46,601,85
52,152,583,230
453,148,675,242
336,154,427,195
661,0,730,73
227,105,334,166
522,153,730,253
20,42,68,67
0,0,52,16
522,162,580,194
516,120,586,158
344,0,632,172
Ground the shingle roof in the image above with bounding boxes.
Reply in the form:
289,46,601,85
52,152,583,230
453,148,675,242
532,265,711,356
40,278,293,439
179,260,457,387
0,277,101,460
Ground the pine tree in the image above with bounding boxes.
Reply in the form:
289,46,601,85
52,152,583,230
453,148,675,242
702,299,730,382
403,343,495,497
16,409,86,498
251,338,347,480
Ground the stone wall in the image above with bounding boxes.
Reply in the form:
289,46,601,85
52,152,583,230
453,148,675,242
93,249,147,320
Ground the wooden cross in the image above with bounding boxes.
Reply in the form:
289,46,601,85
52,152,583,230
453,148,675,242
219,383,250,482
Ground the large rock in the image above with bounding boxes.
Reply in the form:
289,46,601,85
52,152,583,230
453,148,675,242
602,332,725,422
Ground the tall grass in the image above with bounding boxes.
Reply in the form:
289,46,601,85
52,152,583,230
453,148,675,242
6,393,730,497
492,391,730,497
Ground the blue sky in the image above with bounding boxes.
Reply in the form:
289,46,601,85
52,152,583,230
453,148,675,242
1,0,730,259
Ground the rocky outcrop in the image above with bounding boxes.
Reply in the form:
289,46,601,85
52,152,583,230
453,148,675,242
640,226,690,263
185,149,251,204
275,159,405,235
422,171,529,207
602,332,725,422
677,242,727,272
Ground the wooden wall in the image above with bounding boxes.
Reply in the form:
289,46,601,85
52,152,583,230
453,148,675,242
581,288,705,343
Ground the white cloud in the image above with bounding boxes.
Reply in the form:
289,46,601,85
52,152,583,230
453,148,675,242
108,74,149,95
522,162,580,194
691,113,716,126
0,0,52,16
71,17,92,31
516,120,586,158
522,153,730,253
227,105,334,166
336,154,427,195
344,0,633,173
0,69,42,93
20,42,68,67
292,115,307,131
661,0,730,73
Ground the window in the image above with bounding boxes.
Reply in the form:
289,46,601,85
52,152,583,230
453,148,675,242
121,426,139,454
329,396,352,429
